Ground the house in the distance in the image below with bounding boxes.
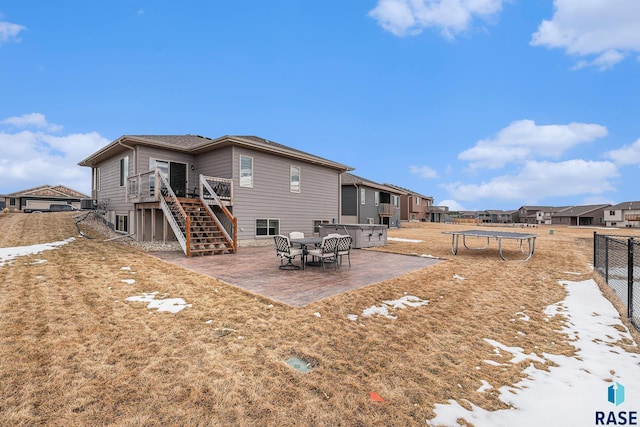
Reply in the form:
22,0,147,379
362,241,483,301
550,204,610,226
383,183,435,222
604,201,640,228
2,185,89,212
340,173,402,227
79,134,352,257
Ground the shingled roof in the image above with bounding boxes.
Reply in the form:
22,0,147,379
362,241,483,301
6,185,89,199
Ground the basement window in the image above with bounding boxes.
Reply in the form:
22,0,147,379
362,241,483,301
115,214,129,233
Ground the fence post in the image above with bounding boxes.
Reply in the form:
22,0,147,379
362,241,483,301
605,236,609,284
593,232,597,269
628,237,634,320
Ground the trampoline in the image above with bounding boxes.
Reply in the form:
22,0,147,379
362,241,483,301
443,229,538,261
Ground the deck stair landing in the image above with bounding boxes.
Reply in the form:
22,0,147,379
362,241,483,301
180,198,234,256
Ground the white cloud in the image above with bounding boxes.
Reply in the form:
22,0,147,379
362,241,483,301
606,138,640,165
443,159,619,202
0,21,26,45
409,165,438,178
1,113,63,132
438,199,465,210
0,114,109,195
458,119,607,169
531,0,640,69
368,0,506,38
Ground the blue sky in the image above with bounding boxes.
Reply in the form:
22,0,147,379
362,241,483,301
1,0,639,211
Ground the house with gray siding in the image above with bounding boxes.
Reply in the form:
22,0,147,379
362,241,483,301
79,135,352,256
341,173,402,227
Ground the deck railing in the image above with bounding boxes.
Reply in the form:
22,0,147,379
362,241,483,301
200,174,237,252
378,203,396,217
158,171,191,256
127,171,157,202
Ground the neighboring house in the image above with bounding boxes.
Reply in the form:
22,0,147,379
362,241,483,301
479,210,517,224
2,185,89,212
383,183,434,222
550,204,610,226
604,201,640,228
341,173,402,227
78,134,352,256
426,205,449,223
0,199,5,210
517,206,565,225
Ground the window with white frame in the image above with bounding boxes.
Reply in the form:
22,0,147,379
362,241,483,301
93,168,101,191
240,155,253,188
290,165,300,193
415,196,420,205
393,195,399,207
256,218,279,236
115,214,129,233
120,156,129,187
360,188,366,205
374,191,379,206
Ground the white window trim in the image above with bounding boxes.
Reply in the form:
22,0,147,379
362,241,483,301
415,196,420,205
375,191,379,207
115,213,129,233
360,188,365,205
120,156,129,187
240,155,254,188
256,218,279,237
93,168,101,191
290,165,301,193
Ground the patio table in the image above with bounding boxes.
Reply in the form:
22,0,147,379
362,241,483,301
290,237,323,268
442,229,538,261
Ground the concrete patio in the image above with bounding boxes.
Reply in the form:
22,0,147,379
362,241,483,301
149,245,441,307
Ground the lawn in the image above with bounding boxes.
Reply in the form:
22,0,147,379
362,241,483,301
1,212,638,426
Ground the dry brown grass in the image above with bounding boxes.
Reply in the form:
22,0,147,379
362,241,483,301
1,214,639,426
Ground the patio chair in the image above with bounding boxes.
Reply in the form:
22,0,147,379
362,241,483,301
273,235,303,270
306,236,339,272
336,234,352,268
289,231,304,240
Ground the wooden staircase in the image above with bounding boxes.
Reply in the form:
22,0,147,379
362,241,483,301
180,198,235,256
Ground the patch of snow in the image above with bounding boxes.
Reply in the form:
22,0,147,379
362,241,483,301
0,237,75,267
428,279,640,426
347,314,358,321
125,292,192,313
388,237,424,243
453,274,466,280
477,380,493,393
120,279,136,285
120,266,132,271
361,295,428,320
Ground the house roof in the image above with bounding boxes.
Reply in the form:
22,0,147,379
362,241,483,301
341,173,404,194
609,201,640,210
552,204,611,217
78,134,353,172
6,185,89,199
382,183,433,200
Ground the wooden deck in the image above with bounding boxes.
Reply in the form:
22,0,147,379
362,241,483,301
149,246,441,307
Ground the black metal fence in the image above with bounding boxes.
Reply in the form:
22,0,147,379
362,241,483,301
593,232,640,330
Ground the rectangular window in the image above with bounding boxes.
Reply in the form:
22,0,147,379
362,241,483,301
240,155,253,188
120,156,129,187
256,218,279,236
9,198,16,206
313,219,330,233
415,196,420,205
609,210,615,215
290,165,301,193
93,168,101,191
115,214,129,233
360,188,366,205
374,191,379,206
393,195,399,207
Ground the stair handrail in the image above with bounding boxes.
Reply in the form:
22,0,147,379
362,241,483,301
199,174,237,252
158,171,191,256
